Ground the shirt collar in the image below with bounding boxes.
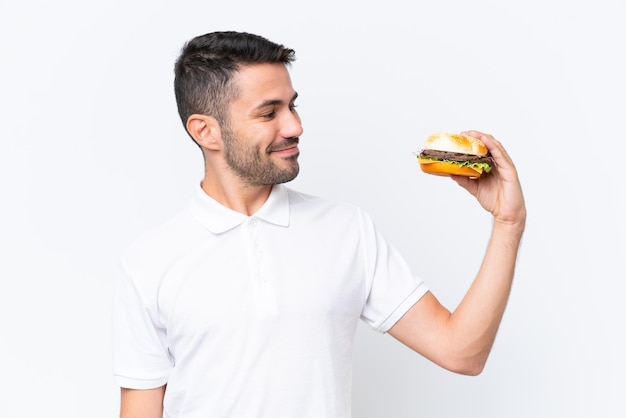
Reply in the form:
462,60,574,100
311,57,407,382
189,183,290,234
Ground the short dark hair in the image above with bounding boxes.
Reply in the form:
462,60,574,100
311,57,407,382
174,31,296,133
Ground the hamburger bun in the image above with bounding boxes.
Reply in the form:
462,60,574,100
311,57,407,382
424,132,488,156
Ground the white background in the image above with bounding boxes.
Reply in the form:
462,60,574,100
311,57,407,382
1,1,625,417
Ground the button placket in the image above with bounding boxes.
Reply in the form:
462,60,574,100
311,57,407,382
246,217,277,313
255,232,269,285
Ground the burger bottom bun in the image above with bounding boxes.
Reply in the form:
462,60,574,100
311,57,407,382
419,160,484,178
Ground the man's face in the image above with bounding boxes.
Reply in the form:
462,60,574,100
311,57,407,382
221,63,303,187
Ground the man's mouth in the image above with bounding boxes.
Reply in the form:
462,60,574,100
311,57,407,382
268,138,299,154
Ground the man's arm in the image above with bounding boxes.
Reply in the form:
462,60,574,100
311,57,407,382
389,131,526,376
120,385,166,418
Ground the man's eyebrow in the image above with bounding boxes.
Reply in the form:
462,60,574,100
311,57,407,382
256,92,299,109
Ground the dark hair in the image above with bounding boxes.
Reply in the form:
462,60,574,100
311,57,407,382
174,31,296,132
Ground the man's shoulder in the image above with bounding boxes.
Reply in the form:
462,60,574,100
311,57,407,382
286,187,359,212
285,186,370,224
121,207,201,267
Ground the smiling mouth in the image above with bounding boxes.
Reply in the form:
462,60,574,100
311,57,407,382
268,138,299,154
272,144,298,152
270,146,299,160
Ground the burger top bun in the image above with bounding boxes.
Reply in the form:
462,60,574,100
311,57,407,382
423,132,488,157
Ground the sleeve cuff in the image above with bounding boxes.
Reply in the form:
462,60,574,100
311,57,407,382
114,374,168,390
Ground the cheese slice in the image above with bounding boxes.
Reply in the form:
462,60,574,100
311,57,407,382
418,158,483,174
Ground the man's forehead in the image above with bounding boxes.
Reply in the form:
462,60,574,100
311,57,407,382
231,63,296,106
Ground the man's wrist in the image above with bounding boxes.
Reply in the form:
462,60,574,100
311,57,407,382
492,216,526,236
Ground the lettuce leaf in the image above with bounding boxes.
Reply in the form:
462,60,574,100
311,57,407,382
418,156,493,173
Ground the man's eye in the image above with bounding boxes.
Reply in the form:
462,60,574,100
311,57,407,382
262,111,276,119
289,104,298,112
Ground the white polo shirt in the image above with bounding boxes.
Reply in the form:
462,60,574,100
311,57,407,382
112,184,428,418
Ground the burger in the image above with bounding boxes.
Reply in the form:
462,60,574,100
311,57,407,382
416,132,494,178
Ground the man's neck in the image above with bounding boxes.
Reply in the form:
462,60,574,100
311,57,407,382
200,175,273,216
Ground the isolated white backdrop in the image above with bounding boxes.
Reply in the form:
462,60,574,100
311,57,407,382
1,1,624,417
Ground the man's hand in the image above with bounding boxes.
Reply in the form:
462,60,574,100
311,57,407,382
452,130,526,228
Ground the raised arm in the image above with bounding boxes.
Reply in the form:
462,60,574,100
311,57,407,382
389,130,526,375
120,385,166,418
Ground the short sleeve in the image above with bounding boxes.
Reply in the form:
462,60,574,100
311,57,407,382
358,209,429,333
111,260,172,389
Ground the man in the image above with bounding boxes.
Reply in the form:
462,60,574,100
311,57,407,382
112,31,526,418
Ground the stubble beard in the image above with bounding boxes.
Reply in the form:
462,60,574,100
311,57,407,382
222,125,300,187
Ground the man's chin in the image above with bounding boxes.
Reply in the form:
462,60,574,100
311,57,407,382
271,166,299,185
247,164,299,186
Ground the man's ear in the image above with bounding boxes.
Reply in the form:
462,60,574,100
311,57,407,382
186,114,222,151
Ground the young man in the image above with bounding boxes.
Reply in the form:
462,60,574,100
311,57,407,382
112,31,526,418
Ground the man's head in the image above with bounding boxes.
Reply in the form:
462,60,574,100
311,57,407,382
174,31,302,187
